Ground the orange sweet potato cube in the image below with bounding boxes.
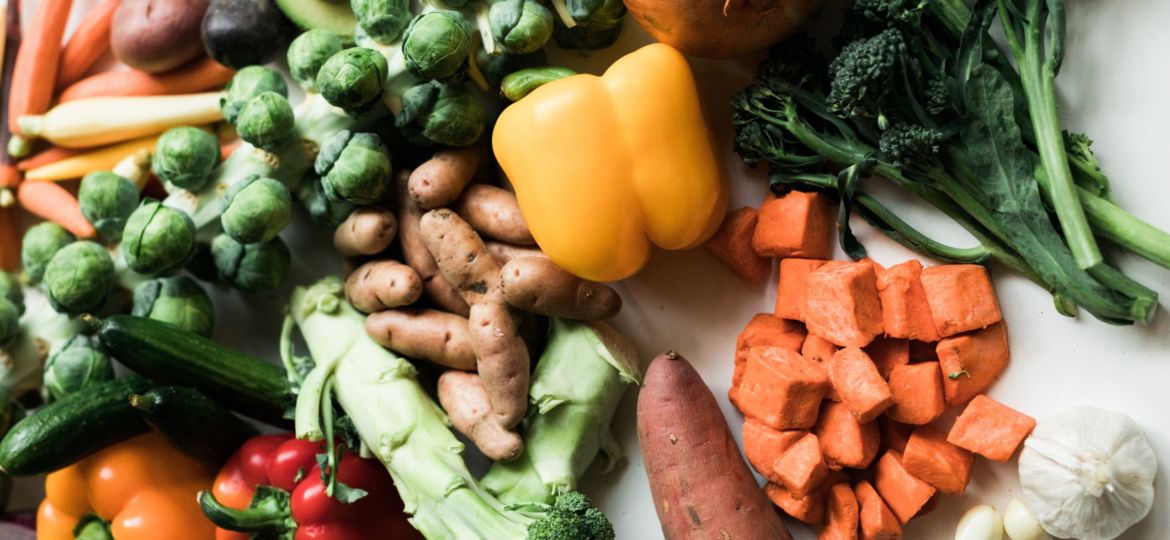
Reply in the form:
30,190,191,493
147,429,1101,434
803,334,841,401
885,362,945,425
775,433,830,499
920,265,1003,337
879,417,913,454
855,480,904,540
902,426,974,495
947,395,1036,462
737,347,830,430
818,483,860,540
752,190,835,259
936,322,1010,406
776,258,830,321
873,450,937,524
815,400,880,470
742,419,806,483
805,262,884,347
731,315,807,407
707,207,772,283
765,482,827,525
829,347,893,423
877,260,941,342
866,337,910,380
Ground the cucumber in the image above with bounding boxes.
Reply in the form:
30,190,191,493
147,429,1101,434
0,376,153,475
96,315,293,426
131,386,258,466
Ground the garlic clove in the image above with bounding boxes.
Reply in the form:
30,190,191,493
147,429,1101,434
1003,498,1050,540
957,504,1004,540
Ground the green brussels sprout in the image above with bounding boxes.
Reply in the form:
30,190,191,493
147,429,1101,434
132,276,215,337
317,47,389,113
0,272,23,315
42,335,114,403
78,171,139,241
298,177,358,228
395,80,486,147
42,241,115,315
236,92,296,152
351,0,411,43
0,298,19,347
402,11,473,81
122,201,197,275
152,127,221,192
553,17,624,50
221,66,290,124
490,0,554,55
211,234,291,292
563,0,625,27
316,130,391,205
20,222,75,285
288,29,348,92
221,175,293,243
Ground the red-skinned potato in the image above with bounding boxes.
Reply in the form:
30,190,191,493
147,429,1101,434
623,0,827,59
112,0,211,73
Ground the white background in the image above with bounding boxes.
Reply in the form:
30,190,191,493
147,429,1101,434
11,1,1170,538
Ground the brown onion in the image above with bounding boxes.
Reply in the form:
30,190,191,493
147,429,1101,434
623,0,826,59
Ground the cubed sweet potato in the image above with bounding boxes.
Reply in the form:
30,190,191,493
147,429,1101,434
802,334,841,401
873,450,937,524
777,258,830,321
855,480,904,540
876,260,941,342
742,419,806,483
866,337,910,380
752,190,835,259
902,425,974,495
879,418,913,454
707,207,772,283
731,315,807,407
885,362,945,425
805,262,884,347
814,401,880,470
737,347,830,430
947,395,1036,462
776,433,830,499
936,322,1010,406
818,483,859,540
765,481,827,525
829,347,893,423
920,265,1002,337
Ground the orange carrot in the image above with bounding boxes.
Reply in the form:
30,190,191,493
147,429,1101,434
8,0,73,134
0,205,19,271
55,0,118,90
59,56,234,102
17,146,81,171
220,140,241,161
16,180,95,238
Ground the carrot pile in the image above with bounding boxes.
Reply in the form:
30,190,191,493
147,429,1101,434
710,190,1038,537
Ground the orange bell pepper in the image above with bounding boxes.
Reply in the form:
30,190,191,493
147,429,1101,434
37,433,216,540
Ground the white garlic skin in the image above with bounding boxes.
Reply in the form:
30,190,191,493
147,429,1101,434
1003,498,1050,540
956,504,1004,540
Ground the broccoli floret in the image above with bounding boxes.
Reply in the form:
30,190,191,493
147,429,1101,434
827,28,911,119
926,75,950,115
755,35,825,90
839,0,924,44
526,492,615,540
878,123,950,166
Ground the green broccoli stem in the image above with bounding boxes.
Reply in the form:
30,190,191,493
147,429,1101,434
289,278,531,539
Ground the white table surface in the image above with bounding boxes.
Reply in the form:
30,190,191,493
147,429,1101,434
11,1,1170,539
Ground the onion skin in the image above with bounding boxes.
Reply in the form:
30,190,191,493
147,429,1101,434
623,0,826,59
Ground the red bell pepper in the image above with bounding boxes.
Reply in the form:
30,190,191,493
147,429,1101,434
199,433,420,540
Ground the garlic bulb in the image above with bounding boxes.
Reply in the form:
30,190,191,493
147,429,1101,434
1003,498,1049,540
1018,406,1157,540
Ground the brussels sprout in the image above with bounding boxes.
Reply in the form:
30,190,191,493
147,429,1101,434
42,241,115,315
221,175,293,243
351,0,411,43
318,47,389,113
20,222,75,285
552,17,624,50
316,130,391,205
221,66,289,124
0,299,19,347
122,201,197,275
402,11,473,81
563,0,625,27
132,276,215,337
288,29,348,92
211,234,291,292
152,127,221,192
42,335,114,402
395,80,486,147
236,92,296,152
78,171,139,241
0,272,23,315
490,0,554,55
298,177,358,228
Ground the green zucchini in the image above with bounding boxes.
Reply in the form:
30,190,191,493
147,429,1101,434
0,376,153,475
131,386,258,466
95,315,293,426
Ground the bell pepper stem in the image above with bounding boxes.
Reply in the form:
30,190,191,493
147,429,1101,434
73,515,113,540
197,490,293,534
501,67,578,101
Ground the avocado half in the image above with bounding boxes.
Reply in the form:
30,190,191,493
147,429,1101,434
273,0,357,37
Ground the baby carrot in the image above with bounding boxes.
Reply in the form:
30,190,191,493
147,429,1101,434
16,180,95,238
8,0,73,136
58,56,234,102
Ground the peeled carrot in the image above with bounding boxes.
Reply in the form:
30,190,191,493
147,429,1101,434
220,140,241,161
55,0,119,90
59,56,234,102
0,205,19,271
0,1,22,193
16,180,95,238
25,134,159,182
17,146,82,171
8,0,73,134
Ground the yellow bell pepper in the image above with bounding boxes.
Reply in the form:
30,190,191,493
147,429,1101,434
492,44,727,282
